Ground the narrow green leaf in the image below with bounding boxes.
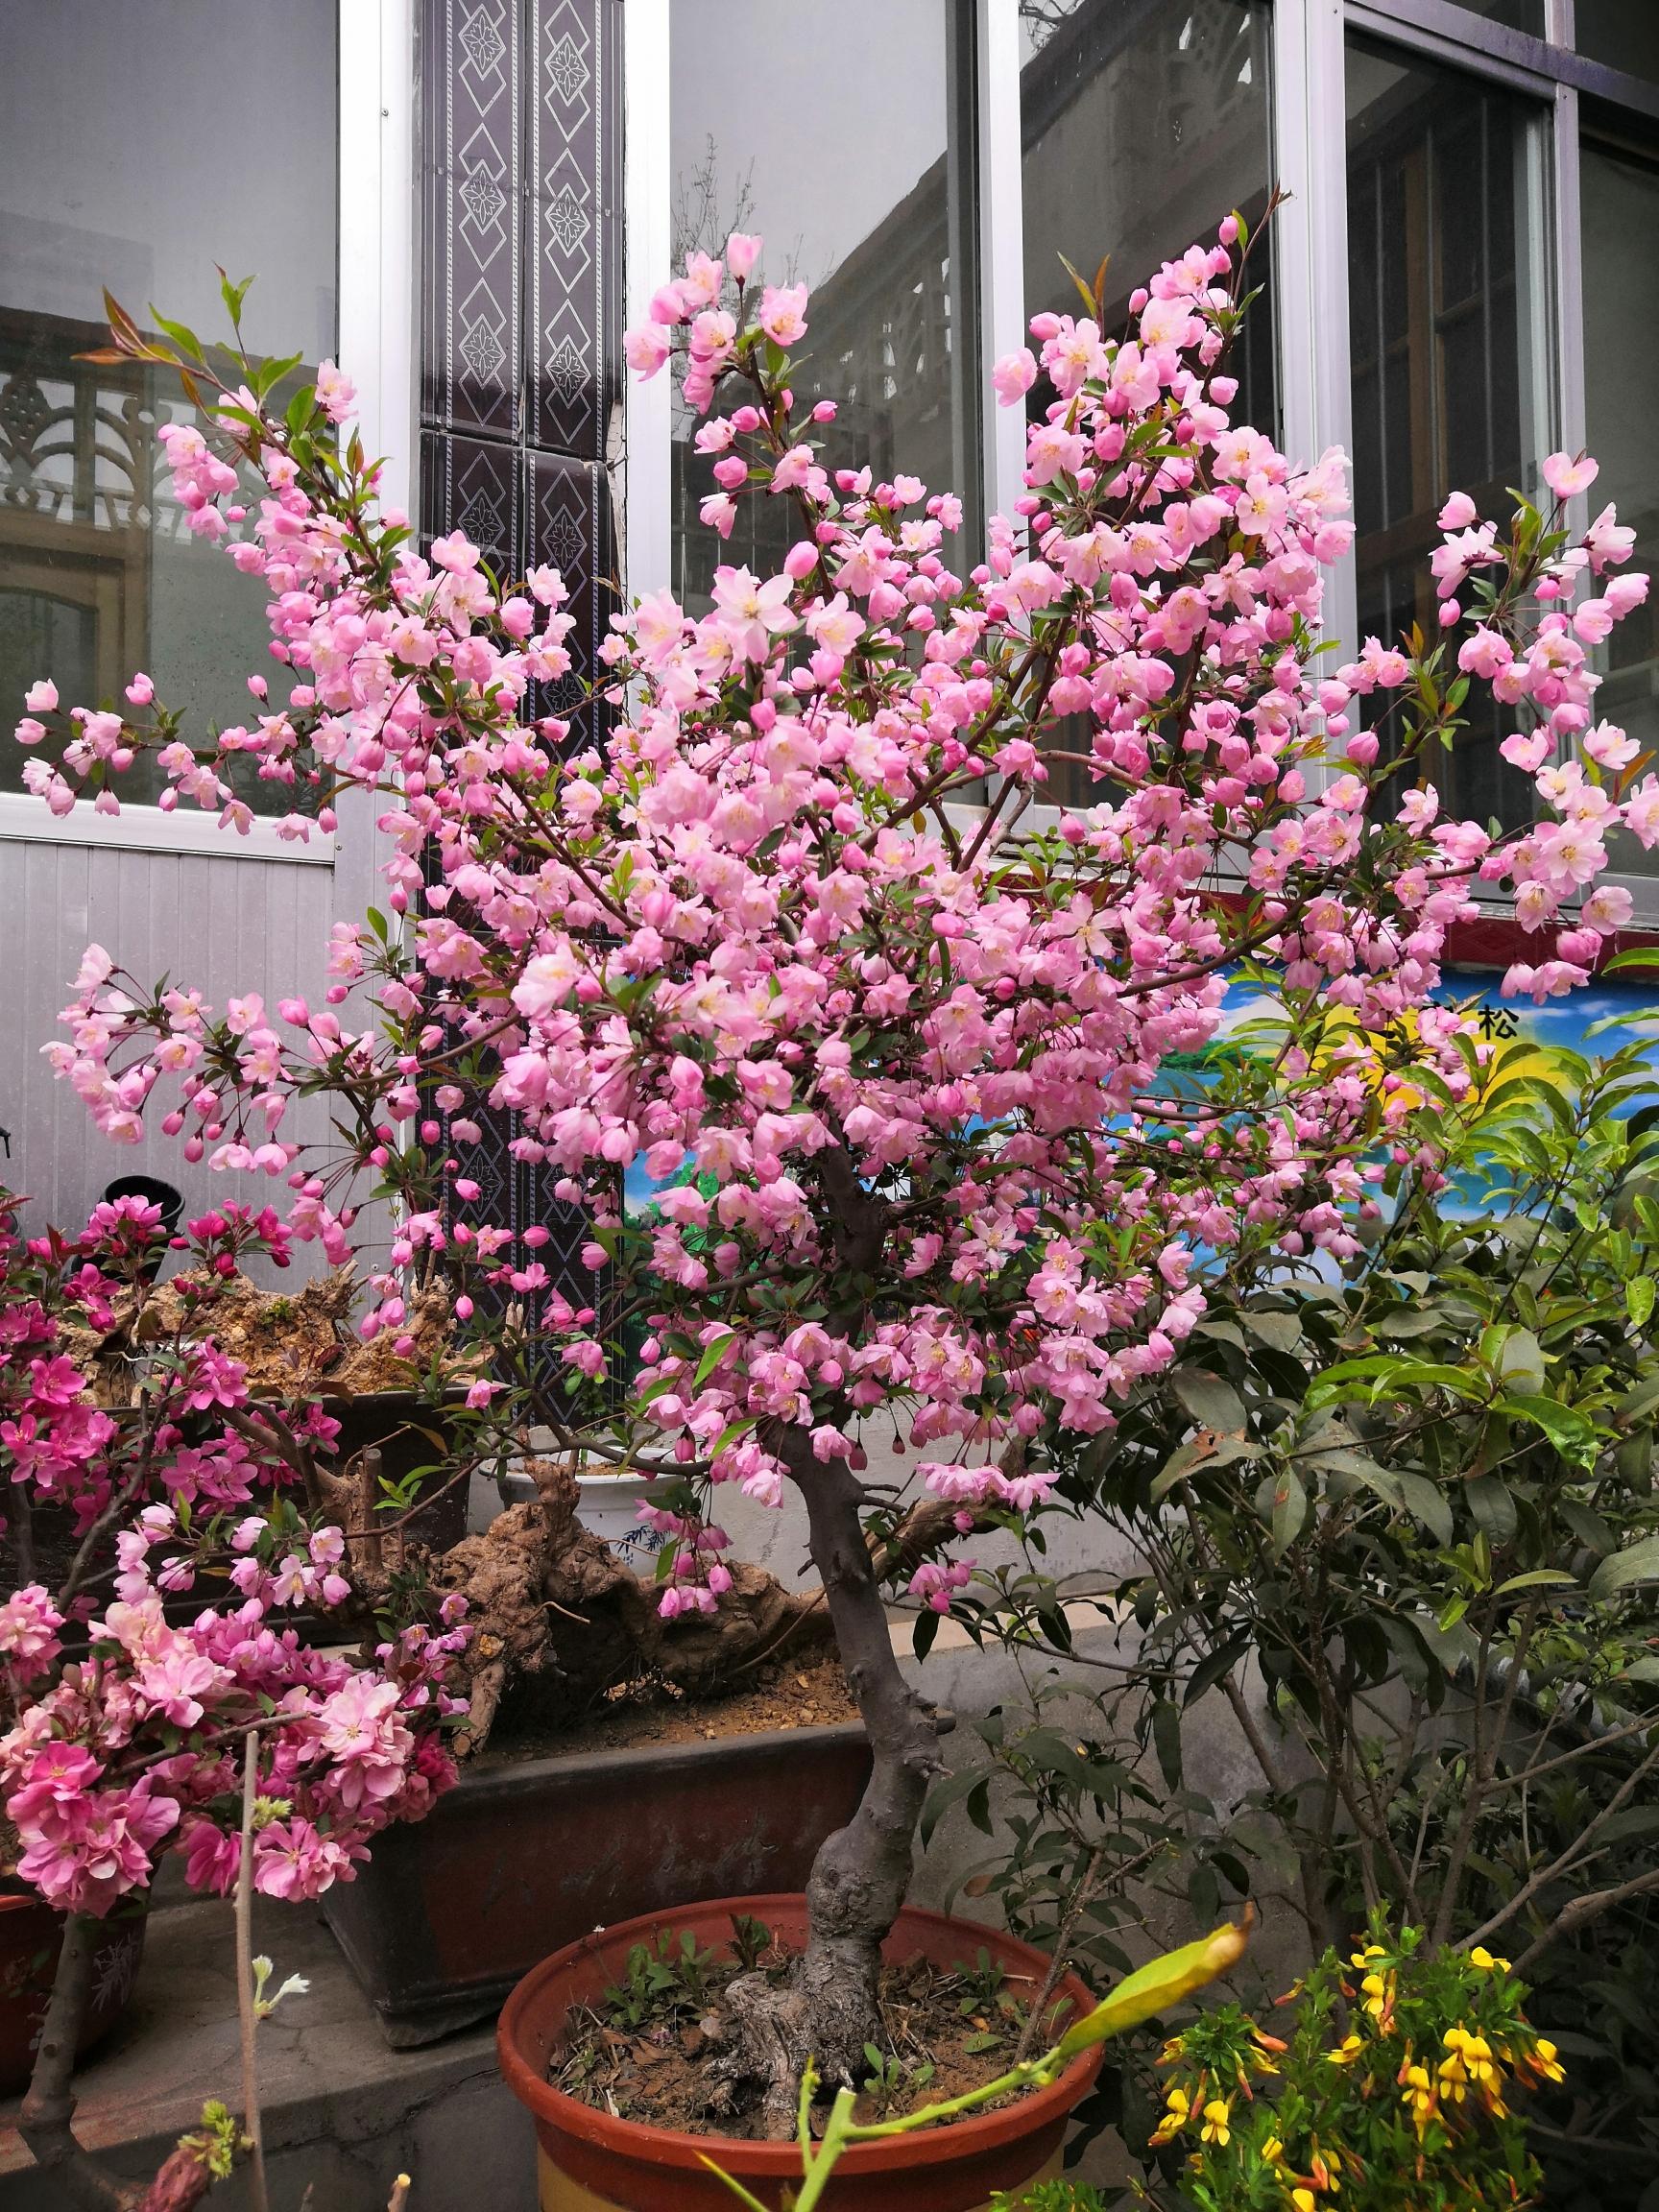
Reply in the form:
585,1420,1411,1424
692,1332,735,1389
1589,1535,1659,1601
1047,1918,1250,2059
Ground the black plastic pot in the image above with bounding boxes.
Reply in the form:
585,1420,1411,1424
323,1721,872,2047
102,1174,183,1285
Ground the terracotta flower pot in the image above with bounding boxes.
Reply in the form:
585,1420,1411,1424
497,1894,1104,2212
0,1892,147,2098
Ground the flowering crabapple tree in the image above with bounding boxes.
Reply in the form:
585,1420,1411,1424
14,225,1651,2122
0,1188,464,2200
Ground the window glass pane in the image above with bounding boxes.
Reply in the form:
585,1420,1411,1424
1020,0,1276,807
0,0,338,805
1580,136,1659,878
1575,4,1659,83
1451,0,1545,34
668,1,976,613
1345,36,1551,833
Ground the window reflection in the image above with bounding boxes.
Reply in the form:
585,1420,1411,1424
1345,37,1551,832
1020,0,1276,806
668,1,977,613
1575,4,1659,84
0,0,338,806
1581,135,1659,878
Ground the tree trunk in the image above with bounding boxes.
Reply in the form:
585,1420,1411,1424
725,1439,945,2134
19,1911,131,2209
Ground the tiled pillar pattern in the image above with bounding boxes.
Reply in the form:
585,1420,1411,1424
419,0,622,1302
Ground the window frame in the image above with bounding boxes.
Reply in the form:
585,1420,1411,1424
622,0,1659,922
0,0,417,869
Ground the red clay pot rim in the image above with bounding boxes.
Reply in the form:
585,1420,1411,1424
497,1892,1104,2180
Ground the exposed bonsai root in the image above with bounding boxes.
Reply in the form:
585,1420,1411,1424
723,1934,884,2137
405,1457,833,1754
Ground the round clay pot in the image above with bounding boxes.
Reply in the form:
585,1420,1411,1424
498,1893,1103,2212
0,1891,147,2097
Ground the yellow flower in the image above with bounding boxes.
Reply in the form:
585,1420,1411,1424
1469,1946,1509,1972
1400,2061,1436,2134
1149,2086,1191,2147
1527,2036,1565,2085
1199,2098,1233,2147
1327,2032,1365,2066
1292,2193,1317,2212
1262,2134,1285,2165
1359,1970,1392,2020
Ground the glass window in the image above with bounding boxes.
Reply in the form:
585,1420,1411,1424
668,1,977,613
1453,0,1546,33
1020,0,1275,806
1580,134,1659,878
0,0,339,805
1021,0,1276,430
1575,4,1659,83
1345,36,1551,832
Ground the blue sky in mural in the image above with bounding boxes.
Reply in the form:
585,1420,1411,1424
620,968,1659,1225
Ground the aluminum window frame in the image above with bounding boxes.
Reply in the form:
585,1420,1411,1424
621,0,1659,912
0,0,417,868
1342,0,1659,923
621,0,1010,606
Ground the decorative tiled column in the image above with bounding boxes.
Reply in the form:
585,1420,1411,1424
419,0,622,1302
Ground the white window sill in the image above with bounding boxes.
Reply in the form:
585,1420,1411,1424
0,793,336,866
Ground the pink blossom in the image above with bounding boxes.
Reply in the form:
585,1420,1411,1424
1544,452,1599,498
726,231,762,281
757,284,809,348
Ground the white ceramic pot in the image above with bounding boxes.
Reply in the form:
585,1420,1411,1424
573,1470,665,1572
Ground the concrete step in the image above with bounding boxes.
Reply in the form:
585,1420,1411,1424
0,1889,535,2212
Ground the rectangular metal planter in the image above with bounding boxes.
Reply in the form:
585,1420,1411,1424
322,1722,872,2047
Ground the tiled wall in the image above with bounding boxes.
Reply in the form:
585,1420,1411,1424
419,0,622,1301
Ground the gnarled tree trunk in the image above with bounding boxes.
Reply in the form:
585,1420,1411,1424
724,1434,947,2134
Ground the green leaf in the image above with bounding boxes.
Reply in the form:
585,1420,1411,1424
1590,1536,1659,1601
1047,1919,1249,2060
920,1768,987,1847
1485,1326,1546,1397
1241,1308,1302,1354
148,309,206,366
1464,1475,1518,1550
1152,1699,1183,1791
1150,1432,1260,1503
1270,1467,1310,1557
693,1333,736,1389
1169,1367,1247,1436
1503,1394,1600,1472
1055,251,1106,321
1396,1472,1455,1548
1183,1632,1252,1708
1493,1569,1578,1597
1595,1804,1659,1847
1628,1277,1656,1330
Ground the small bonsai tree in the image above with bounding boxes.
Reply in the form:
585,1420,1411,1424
14,215,1650,2128
0,1190,465,2204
